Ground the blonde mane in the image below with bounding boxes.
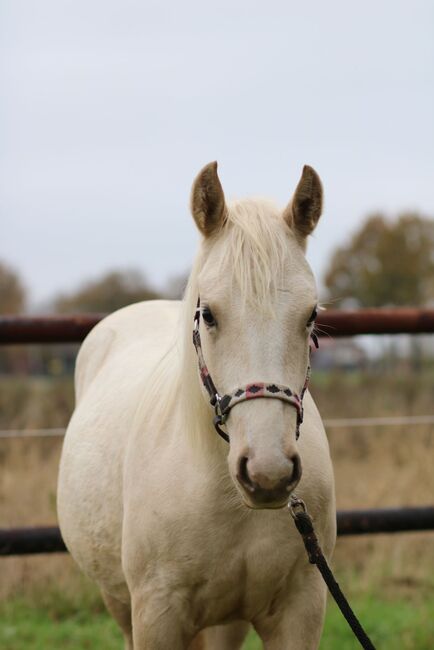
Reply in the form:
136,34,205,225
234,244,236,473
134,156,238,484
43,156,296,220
136,198,292,453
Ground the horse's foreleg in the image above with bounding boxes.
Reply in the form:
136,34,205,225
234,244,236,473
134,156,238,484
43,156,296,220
254,567,327,650
101,590,133,650
191,621,250,650
130,590,196,650
188,632,206,650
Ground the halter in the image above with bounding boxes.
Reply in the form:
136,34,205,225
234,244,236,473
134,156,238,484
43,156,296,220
192,298,313,443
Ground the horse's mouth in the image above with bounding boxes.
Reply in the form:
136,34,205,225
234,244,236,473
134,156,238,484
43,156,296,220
238,488,292,510
243,499,290,510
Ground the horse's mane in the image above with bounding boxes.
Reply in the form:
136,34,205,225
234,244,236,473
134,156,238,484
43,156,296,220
136,198,290,454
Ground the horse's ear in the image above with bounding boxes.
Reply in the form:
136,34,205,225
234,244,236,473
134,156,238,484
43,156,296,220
190,162,227,237
283,165,323,239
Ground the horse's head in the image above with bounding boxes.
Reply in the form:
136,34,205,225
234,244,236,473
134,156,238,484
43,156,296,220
190,162,323,509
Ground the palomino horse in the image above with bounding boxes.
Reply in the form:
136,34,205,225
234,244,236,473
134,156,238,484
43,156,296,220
57,162,336,649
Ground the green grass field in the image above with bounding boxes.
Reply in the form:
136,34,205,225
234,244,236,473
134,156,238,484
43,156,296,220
1,592,434,649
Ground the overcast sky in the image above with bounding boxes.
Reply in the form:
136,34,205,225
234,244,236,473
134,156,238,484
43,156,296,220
1,0,433,307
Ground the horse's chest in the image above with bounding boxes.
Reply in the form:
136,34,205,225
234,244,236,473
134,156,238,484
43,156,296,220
123,473,304,626
186,524,298,625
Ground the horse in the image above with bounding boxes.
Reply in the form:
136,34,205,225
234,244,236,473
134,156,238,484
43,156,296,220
57,162,336,649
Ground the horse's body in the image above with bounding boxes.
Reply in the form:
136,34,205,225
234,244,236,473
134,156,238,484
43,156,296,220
58,163,336,649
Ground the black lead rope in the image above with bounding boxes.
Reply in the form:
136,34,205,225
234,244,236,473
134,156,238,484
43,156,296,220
289,497,376,650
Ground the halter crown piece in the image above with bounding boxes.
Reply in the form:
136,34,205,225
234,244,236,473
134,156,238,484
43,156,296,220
192,298,311,443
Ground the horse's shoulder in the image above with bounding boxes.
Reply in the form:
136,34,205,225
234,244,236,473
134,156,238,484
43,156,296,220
75,300,181,400
93,299,180,337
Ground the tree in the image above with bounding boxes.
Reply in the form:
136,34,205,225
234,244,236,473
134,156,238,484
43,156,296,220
324,213,434,307
0,260,27,314
54,269,160,313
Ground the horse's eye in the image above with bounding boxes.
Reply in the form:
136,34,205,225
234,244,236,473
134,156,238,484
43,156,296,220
202,307,217,327
307,306,318,326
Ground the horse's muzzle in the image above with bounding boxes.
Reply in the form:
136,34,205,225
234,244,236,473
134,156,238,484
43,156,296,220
236,453,302,508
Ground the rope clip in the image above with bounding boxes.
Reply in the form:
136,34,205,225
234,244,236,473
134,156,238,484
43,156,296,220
288,495,307,519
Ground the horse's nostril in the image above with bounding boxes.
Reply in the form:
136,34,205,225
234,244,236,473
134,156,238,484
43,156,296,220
238,456,255,493
287,454,302,489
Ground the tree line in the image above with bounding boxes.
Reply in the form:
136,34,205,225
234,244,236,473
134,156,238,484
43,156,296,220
1,210,434,316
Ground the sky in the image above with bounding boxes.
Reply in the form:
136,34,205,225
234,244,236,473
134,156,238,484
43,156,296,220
1,0,433,307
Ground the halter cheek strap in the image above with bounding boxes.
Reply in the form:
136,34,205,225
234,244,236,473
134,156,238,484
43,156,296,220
192,299,311,443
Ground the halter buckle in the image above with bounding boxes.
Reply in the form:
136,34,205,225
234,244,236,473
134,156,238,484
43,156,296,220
214,397,227,425
213,397,230,443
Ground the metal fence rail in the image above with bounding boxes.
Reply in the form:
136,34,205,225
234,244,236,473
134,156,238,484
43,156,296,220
2,506,434,555
1,307,434,344
2,415,434,439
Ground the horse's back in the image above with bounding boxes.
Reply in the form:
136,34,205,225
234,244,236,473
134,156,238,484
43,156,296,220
57,299,180,599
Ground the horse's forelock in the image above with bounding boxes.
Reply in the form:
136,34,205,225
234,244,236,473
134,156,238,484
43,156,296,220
222,198,289,312
175,198,296,452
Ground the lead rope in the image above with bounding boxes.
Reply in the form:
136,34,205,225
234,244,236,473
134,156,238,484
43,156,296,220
289,496,376,650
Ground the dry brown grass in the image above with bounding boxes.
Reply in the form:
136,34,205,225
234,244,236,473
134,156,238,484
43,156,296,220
312,370,434,597
0,377,79,602
1,370,433,602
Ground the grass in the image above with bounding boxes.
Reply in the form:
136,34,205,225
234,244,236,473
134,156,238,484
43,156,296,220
320,595,434,650
0,607,120,650
1,591,434,649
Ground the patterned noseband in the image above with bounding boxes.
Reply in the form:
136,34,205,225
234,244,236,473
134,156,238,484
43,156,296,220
192,298,312,443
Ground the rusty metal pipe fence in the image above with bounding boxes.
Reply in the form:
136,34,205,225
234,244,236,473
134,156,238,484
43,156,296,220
1,308,434,555
2,308,434,344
